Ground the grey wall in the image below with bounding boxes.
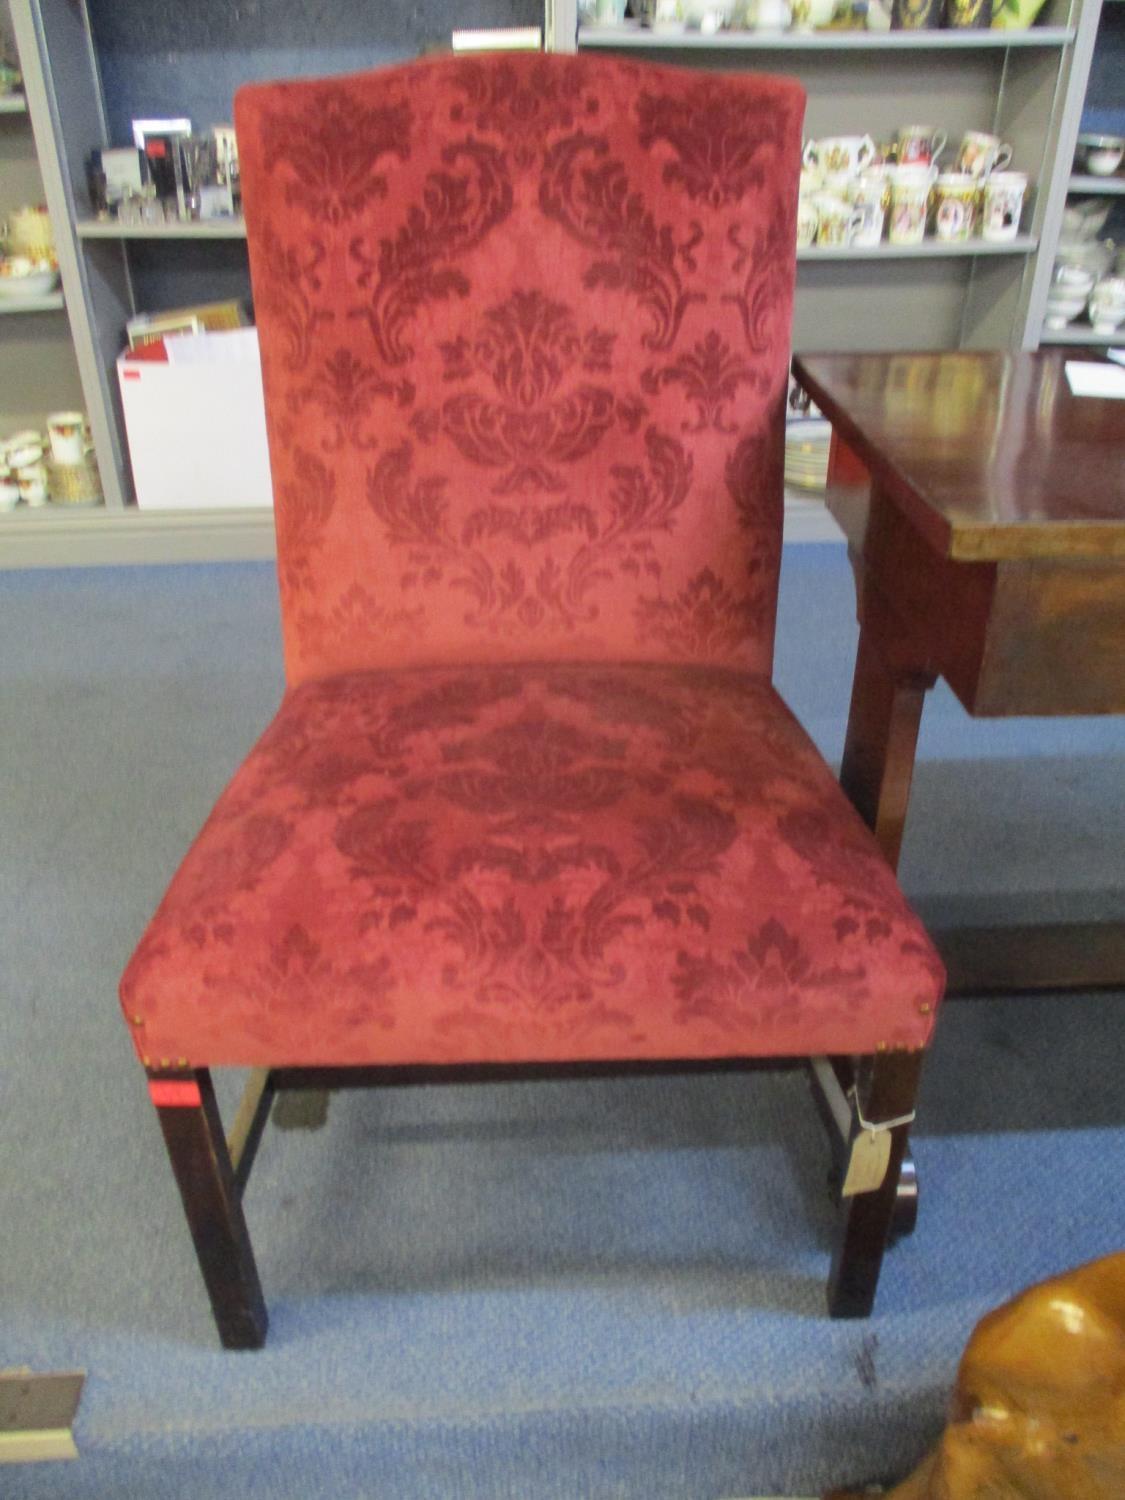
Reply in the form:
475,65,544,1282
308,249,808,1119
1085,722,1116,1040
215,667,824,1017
87,0,543,144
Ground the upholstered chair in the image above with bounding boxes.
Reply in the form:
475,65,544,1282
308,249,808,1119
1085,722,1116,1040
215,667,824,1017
120,53,944,1349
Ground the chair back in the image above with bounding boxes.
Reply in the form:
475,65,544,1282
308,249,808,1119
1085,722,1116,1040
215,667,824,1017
236,54,804,684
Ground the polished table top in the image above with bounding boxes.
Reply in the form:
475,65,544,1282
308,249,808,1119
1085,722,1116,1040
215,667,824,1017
793,351,1125,563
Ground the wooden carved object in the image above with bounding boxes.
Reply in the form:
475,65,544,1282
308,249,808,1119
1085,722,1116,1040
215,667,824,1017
832,1252,1125,1499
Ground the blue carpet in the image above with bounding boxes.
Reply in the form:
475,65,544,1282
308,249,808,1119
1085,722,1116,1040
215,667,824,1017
1,545,1123,1499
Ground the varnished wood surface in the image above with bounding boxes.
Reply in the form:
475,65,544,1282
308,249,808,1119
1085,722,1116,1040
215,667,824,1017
936,921,1125,996
795,352,1125,562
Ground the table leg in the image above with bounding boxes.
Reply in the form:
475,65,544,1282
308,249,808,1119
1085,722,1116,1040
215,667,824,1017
839,627,934,872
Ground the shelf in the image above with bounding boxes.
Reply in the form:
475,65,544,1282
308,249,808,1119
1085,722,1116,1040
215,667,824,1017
578,24,1076,50
0,94,28,113
76,218,247,240
0,292,65,314
1040,324,1124,345
73,223,1037,258
1068,174,1125,195
799,234,1036,261
70,220,1037,258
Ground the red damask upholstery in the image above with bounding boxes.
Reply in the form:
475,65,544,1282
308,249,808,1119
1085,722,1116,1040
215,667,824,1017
120,664,942,1067
121,53,943,1073
238,54,799,684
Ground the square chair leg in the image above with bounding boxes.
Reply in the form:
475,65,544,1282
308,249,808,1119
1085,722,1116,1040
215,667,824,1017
828,1049,924,1318
150,1068,268,1349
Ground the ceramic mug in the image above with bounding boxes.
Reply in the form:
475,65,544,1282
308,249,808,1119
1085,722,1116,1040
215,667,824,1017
898,126,947,169
1052,263,1095,297
888,167,936,245
932,173,979,242
1088,276,1125,333
981,171,1027,242
847,171,891,246
945,0,992,27
957,131,1013,178
746,0,792,26
821,169,857,197
804,134,876,177
4,432,44,470
891,0,941,26
16,465,48,506
1076,135,1125,178
796,197,819,249
812,194,864,248
47,412,86,466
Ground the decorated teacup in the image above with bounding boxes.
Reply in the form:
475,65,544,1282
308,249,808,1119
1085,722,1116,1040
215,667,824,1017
897,126,947,170
957,131,1013,179
804,134,876,177
932,173,979,241
1088,276,1125,334
981,171,1028,242
812,193,864,247
797,196,819,249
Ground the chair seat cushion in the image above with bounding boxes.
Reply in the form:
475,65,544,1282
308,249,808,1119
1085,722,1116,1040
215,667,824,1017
120,663,943,1068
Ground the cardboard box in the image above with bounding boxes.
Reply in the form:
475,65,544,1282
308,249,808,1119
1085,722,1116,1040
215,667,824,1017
117,327,273,510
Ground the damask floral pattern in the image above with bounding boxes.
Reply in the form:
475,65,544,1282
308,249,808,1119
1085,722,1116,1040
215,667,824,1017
641,331,762,433
351,138,514,367
725,219,798,355
450,57,602,167
120,664,943,1067
262,90,412,224
291,348,414,452
407,289,636,494
636,85,791,208
236,56,806,680
364,426,692,636
538,132,704,354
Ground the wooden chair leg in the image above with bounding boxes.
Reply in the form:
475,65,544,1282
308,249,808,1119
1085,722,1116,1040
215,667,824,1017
150,1068,268,1350
827,1049,924,1319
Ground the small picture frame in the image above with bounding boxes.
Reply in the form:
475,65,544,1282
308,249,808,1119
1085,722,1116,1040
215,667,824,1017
131,117,192,151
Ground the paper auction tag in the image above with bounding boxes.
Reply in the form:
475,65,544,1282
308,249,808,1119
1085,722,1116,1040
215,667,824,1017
841,1127,892,1198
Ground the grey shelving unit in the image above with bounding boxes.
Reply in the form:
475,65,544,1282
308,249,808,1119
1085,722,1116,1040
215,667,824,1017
76,217,248,240
0,6,84,474
0,0,1108,567
1033,0,1125,343
558,1,1105,357
578,21,1077,46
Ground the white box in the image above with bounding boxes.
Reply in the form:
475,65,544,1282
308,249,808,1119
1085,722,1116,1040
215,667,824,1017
117,327,274,510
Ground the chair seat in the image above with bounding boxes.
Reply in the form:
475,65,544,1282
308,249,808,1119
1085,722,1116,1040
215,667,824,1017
121,662,943,1068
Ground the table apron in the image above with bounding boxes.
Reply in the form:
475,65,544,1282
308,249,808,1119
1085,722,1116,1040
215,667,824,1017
852,488,1125,716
